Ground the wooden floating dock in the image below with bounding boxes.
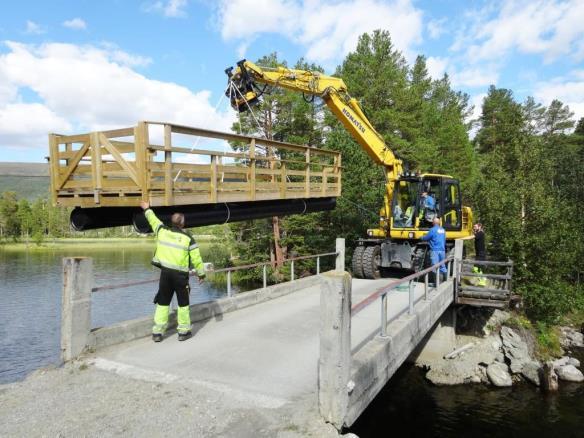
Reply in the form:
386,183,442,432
49,121,342,208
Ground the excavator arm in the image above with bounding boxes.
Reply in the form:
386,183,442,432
226,59,403,233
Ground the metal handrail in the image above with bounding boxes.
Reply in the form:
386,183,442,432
351,256,456,338
91,251,338,294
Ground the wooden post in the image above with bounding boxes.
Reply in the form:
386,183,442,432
336,155,342,196
164,124,173,206
135,122,150,201
249,138,256,201
210,155,218,203
318,271,352,429
305,148,311,198
280,162,287,198
61,257,92,362
90,132,102,204
48,134,60,206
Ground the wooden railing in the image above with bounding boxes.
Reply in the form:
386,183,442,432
49,121,342,208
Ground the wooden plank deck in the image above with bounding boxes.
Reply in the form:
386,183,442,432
49,122,342,208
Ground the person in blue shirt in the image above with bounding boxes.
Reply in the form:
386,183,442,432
421,217,447,279
421,191,435,210
419,191,437,225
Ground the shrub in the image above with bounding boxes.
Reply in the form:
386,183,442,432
520,281,580,324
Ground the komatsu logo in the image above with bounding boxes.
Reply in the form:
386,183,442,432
342,108,366,134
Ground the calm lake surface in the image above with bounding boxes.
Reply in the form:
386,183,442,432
0,243,225,384
1,244,583,437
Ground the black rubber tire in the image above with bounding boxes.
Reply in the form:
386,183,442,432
352,246,365,278
362,245,381,279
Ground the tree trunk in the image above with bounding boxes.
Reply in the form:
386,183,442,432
272,215,284,267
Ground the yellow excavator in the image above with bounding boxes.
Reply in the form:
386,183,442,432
225,60,473,278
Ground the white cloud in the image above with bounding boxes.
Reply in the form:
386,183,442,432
0,41,233,151
63,18,87,30
426,56,448,79
216,0,423,64
534,76,584,122
145,0,188,18
25,20,45,35
451,66,499,88
427,18,446,39
452,0,584,63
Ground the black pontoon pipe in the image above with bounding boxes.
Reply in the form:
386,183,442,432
70,197,336,232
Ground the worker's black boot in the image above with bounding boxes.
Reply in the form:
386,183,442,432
152,333,163,343
178,331,192,342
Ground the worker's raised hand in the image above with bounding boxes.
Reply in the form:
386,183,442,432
140,200,150,210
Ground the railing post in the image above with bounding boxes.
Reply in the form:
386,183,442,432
227,270,232,297
61,257,92,362
424,273,429,300
318,271,352,429
380,292,388,337
263,264,267,289
454,239,464,302
291,260,295,281
436,265,441,289
335,238,345,271
408,280,414,314
317,256,320,275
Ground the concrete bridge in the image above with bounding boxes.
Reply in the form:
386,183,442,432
61,239,463,430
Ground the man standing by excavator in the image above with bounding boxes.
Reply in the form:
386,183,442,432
140,201,206,342
421,217,447,282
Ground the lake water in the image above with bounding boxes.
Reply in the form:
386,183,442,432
348,347,584,437
1,245,583,437
0,244,225,384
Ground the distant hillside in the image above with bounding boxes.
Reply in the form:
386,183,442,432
0,162,50,200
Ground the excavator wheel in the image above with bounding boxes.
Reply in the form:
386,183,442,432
352,246,365,278
362,245,381,279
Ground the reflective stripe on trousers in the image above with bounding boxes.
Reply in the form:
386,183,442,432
177,305,191,334
153,304,169,334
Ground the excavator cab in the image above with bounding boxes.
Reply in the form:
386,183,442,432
391,175,462,232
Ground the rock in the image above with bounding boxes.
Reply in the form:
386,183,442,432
494,352,505,363
521,361,541,386
484,310,511,336
425,360,481,386
556,365,584,382
342,434,360,438
560,327,584,348
487,363,512,387
500,326,530,374
553,356,570,369
468,375,482,384
541,361,559,392
567,357,581,368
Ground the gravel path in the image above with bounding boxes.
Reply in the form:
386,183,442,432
0,361,339,438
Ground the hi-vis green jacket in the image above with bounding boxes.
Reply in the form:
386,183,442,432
145,209,205,277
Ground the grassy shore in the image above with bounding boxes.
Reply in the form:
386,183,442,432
0,235,216,251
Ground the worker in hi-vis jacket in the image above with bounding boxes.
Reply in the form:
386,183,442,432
140,201,206,342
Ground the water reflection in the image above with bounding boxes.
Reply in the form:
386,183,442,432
0,245,224,384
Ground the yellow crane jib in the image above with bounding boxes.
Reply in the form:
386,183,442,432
225,59,473,278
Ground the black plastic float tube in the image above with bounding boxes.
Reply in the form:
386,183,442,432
70,198,336,232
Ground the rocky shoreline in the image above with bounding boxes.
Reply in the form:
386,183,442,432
417,309,584,389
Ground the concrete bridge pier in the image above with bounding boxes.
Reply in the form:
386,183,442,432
409,307,456,365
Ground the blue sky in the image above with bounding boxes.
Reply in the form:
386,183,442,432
1,0,583,162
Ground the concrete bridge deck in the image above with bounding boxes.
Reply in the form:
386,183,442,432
93,277,440,409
